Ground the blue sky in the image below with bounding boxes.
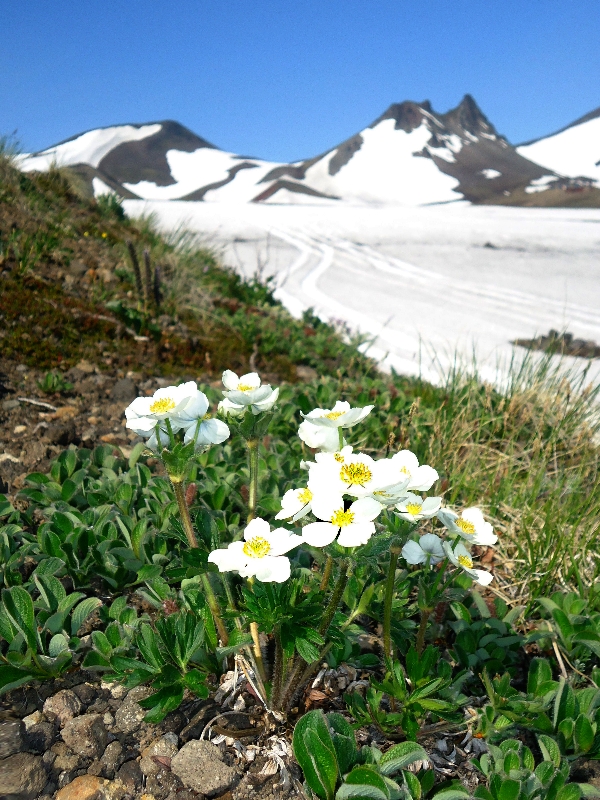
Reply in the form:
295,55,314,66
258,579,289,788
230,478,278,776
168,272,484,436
2,1,599,162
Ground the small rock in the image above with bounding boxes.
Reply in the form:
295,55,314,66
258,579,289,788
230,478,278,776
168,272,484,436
171,740,237,797
55,775,127,800
116,760,143,793
53,750,81,773
113,686,152,734
2,399,20,411
76,360,96,374
0,752,47,800
42,750,57,769
110,378,137,402
140,734,179,777
44,420,78,446
62,714,108,758
0,719,24,758
73,684,98,706
101,681,127,700
100,741,124,778
22,711,42,730
44,689,83,727
26,721,55,753
13,424,27,434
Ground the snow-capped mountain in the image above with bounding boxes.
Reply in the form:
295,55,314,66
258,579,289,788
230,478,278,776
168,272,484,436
18,97,600,206
517,107,600,186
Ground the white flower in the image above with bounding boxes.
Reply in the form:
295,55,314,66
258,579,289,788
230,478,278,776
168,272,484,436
275,487,314,522
208,518,302,583
402,533,445,565
298,420,343,452
386,450,439,492
437,507,497,546
125,382,229,451
125,381,198,435
308,448,383,499
301,401,374,429
301,496,382,548
222,370,279,415
443,541,493,586
395,493,442,522
298,401,373,452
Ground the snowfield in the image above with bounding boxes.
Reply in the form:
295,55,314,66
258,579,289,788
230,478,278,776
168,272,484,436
124,200,600,385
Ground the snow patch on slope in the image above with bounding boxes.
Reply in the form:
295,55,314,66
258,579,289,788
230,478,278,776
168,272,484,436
19,124,162,171
517,117,600,184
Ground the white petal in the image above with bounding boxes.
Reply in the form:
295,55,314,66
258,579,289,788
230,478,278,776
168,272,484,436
310,495,344,522
350,497,383,522
251,387,279,414
266,530,303,557
125,396,153,419
218,398,246,418
239,372,261,389
419,533,445,558
402,540,427,564
469,568,494,586
208,541,246,573
391,450,420,476
192,418,230,446
126,416,157,434
252,556,291,583
410,465,439,492
331,401,351,413
227,385,272,406
337,521,375,547
420,497,442,517
299,421,340,452
176,390,209,423
244,518,271,541
341,405,374,428
222,370,240,390
301,522,338,547
276,488,305,520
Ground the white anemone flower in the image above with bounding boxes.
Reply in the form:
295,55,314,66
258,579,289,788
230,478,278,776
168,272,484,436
402,533,445,565
125,381,198,436
386,450,439,492
308,449,382,499
221,371,279,415
298,401,373,452
437,507,497,546
207,518,302,583
395,493,442,522
217,397,247,418
443,541,493,586
302,496,382,548
275,487,314,522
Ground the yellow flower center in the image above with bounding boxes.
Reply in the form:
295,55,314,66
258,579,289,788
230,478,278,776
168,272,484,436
340,462,372,486
325,411,344,420
458,554,473,569
298,488,313,504
237,383,254,392
373,490,389,496
149,397,176,414
334,453,345,463
331,509,355,527
405,503,423,515
456,519,476,535
243,536,271,559
399,466,411,476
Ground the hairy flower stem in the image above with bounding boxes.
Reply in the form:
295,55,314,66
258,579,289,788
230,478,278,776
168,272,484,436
250,622,267,683
280,562,350,711
271,632,284,709
319,560,350,637
319,556,334,592
383,545,401,666
172,479,229,646
246,439,259,522
416,608,432,656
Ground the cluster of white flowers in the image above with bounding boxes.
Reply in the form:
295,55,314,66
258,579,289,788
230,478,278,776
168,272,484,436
218,371,279,418
125,374,496,587
125,381,230,450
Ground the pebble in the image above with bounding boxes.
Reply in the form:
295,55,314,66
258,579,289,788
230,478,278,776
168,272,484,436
171,740,237,796
2,399,20,410
55,775,127,800
139,733,179,777
0,719,24,758
113,686,152,734
62,713,108,758
44,689,83,727
13,424,27,434
0,752,48,800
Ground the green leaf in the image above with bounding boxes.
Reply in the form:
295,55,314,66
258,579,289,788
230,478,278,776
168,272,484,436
527,657,554,696
574,715,595,754
538,734,562,767
553,679,576,728
141,685,185,723
182,669,209,697
555,786,582,800
293,711,338,800
48,633,70,658
130,520,148,559
379,742,428,776
2,587,38,651
0,664,34,694
70,597,102,636
430,790,471,799
328,712,358,775
91,630,113,657
498,780,521,800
